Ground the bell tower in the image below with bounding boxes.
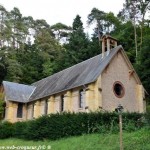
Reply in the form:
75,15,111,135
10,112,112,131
101,35,118,58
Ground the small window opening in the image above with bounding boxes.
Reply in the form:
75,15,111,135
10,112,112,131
79,89,84,108
60,95,64,112
17,103,23,118
113,82,125,98
44,100,48,115
2,102,6,119
32,103,34,118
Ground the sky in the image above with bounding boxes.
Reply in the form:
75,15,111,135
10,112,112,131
0,0,125,33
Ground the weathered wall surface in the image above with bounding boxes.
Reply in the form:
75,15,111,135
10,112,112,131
5,101,27,122
101,51,145,112
25,83,102,118
27,103,33,120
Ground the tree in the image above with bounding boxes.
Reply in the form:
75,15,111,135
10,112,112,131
63,15,90,67
5,59,23,82
87,31,101,57
136,0,150,54
135,34,150,98
0,93,4,120
0,63,6,84
51,22,72,43
0,5,8,48
87,8,120,46
9,7,24,49
118,0,150,63
104,12,121,33
87,8,106,42
112,21,137,64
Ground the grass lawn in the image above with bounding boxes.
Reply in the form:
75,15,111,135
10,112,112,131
0,128,149,150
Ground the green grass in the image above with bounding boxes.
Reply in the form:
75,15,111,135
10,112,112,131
0,128,149,150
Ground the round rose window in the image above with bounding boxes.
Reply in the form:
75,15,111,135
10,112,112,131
113,81,125,98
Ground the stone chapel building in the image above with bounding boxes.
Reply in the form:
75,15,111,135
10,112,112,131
1,35,146,123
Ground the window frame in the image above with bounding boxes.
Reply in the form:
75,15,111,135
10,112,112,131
17,103,23,118
79,89,84,109
32,103,34,118
60,95,64,112
2,102,6,119
113,81,125,98
44,99,48,115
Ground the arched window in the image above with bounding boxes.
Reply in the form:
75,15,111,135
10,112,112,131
60,95,64,112
17,103,23,118
79,89,84,108
113,81,125,98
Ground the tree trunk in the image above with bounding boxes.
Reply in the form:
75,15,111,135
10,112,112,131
133,17,138,63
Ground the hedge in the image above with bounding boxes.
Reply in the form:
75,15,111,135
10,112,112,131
0,121,14,139
0,112,148,140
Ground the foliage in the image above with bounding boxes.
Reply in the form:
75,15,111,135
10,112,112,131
0,2,149,116
0,5,64,84
135,34,150,95
0,63,6,84
0,121,14,139
13,121,28,139
62,15,90,68
0,128,150,150
118,0,150,62
51,22,72,42
0,112,145,140
146,105,150,113
0,4,149,101
0,93,4,119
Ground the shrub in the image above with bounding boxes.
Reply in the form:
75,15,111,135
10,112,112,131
0,121,14,139
22,112,144,140
146,105,150,113
13,121,28,139
144,112,150,127
0,112,145,140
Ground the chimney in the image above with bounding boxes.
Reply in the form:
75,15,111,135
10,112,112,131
101,35,118,58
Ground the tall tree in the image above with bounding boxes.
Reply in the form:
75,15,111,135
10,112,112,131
0,5,8,48
0,63,6,84
135,34,150,99
136,0,150,53
0,93,4,120
87,8,120,45
87,30,101,57
87,8,106,42
51,22,72,43
64,15,90,67
118,0,150,63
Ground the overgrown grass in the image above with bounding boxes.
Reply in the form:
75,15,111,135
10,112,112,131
0,128,149,150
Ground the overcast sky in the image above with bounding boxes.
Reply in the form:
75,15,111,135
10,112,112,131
0,0,124,33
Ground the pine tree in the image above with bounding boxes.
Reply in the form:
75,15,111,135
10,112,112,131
64,15,90,67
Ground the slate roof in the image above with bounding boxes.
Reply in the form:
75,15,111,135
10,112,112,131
29,45,122,101
3,45,123,103
3,81,36,103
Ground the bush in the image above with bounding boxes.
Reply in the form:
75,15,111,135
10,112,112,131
144,112,150,127
0,112,145,140
0,121,14,139
13,121,28,139
146,105,150,113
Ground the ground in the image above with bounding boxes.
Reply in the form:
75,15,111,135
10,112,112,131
0,128,149,150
